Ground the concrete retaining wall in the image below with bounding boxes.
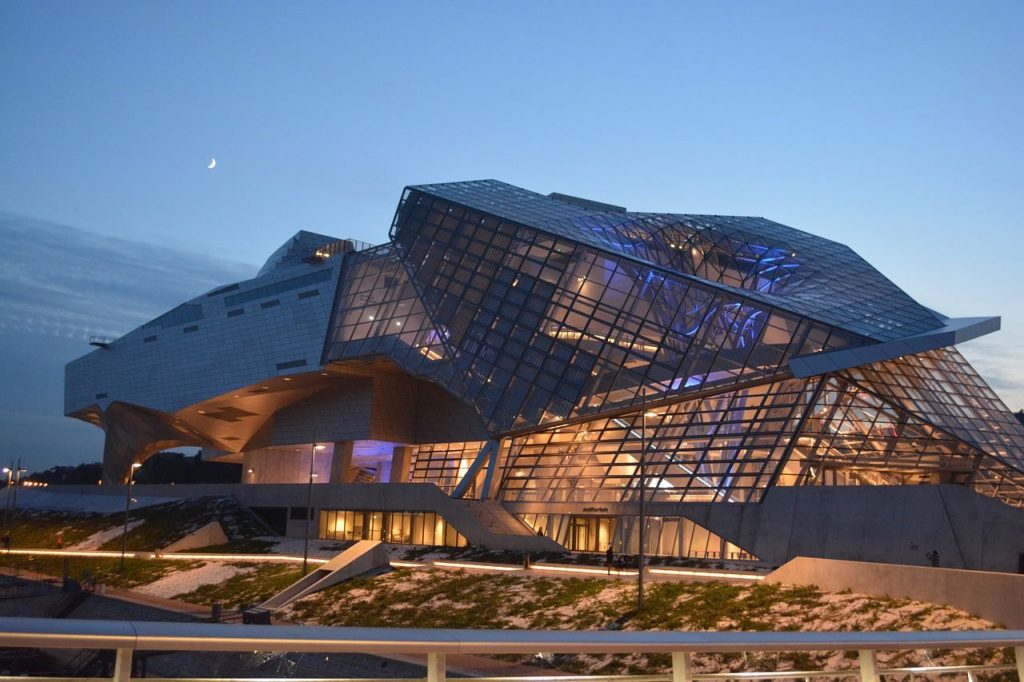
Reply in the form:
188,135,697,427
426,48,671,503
162,521,229,552
766,556,1024,629
25,482,561,552
670,485,1024,573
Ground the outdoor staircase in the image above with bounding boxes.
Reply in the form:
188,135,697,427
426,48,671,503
257,540,389,612
452,499,563,553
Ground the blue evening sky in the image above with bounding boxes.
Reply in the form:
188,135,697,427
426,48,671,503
1,1,1022,468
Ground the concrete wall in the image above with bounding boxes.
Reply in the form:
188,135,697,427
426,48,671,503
672,485,1024,573
35,482,560,552
242,447,333,484
162,520,229,552
31,482,1024,568
766,556,1024,629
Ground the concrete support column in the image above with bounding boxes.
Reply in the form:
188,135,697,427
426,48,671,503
390,446,415,483
330,441,355,483
480,439,508,500
1015,646,1024,682
858,649,879,682
113,648,133,682
671,652,692,682
427,652,446,682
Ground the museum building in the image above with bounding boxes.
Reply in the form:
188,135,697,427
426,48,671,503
65,180,1024,567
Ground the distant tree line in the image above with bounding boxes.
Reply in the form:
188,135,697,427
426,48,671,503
26,451,241,485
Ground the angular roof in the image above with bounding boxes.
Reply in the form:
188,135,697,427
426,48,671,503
407,180,945,342
257,230,345,277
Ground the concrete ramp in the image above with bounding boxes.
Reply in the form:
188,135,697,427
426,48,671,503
258,540,388,611
452,500,564,552
163,521,228,552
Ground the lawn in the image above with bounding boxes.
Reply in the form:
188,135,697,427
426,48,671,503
284,567,1012,676
6,497,272,553
174,563,303,608
0,551,199,589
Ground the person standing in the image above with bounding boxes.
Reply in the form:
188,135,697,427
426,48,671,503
606,545,614,575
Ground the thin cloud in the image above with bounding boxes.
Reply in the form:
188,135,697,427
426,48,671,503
0,212,256,339
0,211,259,469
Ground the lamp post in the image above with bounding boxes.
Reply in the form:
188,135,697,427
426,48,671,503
5,460,25,548
302,436,323,575
638,389,647,612
2,466,12,537
119,462,141,571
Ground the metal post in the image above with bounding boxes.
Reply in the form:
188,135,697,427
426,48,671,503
119,463,138,572
2,464,12,535
9,459,21,534
112,647,133,682
427,652,446,682
858,649,878,682
302,433,317,575
671,652,692,682
637,388,646,612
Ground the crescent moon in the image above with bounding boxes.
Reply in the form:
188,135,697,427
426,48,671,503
208,158,217,169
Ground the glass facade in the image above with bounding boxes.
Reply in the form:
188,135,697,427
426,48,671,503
320,180,1024,510
319,509,467,547
519,513,755,560
409,440,486,494
67,178,1024,543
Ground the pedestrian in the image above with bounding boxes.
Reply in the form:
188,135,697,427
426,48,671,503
56,532,64,550
606,545,614,575
1,531,9,551
926,549,940,567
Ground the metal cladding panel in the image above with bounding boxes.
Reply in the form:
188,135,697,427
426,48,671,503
65,258,343,415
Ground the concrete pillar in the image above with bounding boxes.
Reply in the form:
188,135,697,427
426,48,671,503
330,441,355,483
480,439,509,500
390,446,415,483
427,652,445,682
858,649,878,682
113,648,133,682
671,652,692,682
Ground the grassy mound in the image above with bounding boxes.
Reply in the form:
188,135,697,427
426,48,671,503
281,568,1011,675
6,497,271,552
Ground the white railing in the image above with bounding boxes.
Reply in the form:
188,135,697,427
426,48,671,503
0,618,1021,682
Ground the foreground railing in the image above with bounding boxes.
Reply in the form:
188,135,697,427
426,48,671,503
0,618,1022,681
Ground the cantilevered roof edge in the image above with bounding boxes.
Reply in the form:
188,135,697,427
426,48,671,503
788,316,1001,378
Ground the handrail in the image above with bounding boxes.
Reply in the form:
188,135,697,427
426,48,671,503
1,617,1023,652
0,618,1021,681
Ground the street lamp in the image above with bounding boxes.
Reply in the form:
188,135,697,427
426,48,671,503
119,462,142,571
637,388,658,613
2,466,11,545
4,461,26,549
302,439,325,575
